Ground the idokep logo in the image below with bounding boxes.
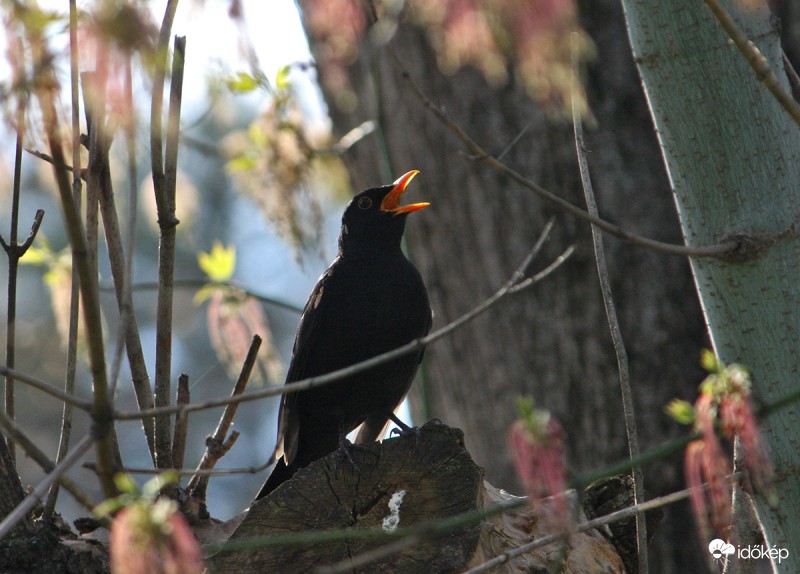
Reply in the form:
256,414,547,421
708,539,735,563
708,538,790,565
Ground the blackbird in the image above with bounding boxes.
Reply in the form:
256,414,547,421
257,170,432,499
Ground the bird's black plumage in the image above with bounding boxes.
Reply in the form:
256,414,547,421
257,171,431,499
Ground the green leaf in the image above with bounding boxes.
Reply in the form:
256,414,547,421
19,246,50,265
114,473,140,496
226,71,261,93
665,399,695,425
275,65,292,91
142,472,179,499
198,242,236,282
700,348,720,373
93,497,128,519
226,154,258,172
193,283,219,306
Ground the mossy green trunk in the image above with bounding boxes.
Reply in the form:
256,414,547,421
621,0,800,569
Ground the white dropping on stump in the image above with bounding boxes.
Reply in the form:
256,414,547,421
382,489,407,533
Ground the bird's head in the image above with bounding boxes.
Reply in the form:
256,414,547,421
339,170,429,253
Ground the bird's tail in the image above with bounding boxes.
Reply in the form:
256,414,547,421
256,458,298,500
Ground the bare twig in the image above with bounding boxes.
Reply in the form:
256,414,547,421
783,53,800,96
24,148,80,174
0,81,31,529
151,25,185,469
3,82,25,462
392,54,739,258
571,39,647,573
1,44,45,474
90,460,272,477
115,230,574,421
703,0,800,127
0,436,94,540
44,0,83,521
35,69,121,498
187,336,261,503
0,366,93,411
120,54,144,401
171,374,190,470
84,67,156,462
100,278,305,314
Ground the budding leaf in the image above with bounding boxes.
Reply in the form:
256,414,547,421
226,71,260,93
700,349,720,373
198,242,236,282
275,65,292,91
666,399,696,425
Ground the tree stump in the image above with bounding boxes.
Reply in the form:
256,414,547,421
208,420,483,573
208,421,627,573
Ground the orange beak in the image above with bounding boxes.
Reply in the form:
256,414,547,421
380,170,430,215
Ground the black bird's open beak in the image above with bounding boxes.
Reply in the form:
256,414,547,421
381,170,430,215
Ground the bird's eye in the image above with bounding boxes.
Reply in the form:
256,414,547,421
357,197,372,210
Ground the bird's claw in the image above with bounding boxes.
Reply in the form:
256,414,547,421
390,424,422,446
333,439,379,476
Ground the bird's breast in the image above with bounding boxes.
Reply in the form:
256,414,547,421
310,254,429,368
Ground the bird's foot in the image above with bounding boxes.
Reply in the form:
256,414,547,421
387,413,422,445
337,438,361,474
333,438,378,476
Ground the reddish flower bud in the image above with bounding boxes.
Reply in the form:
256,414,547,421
677,353,774,540
508,398,569,530
718,393,774,494
110,501,204,574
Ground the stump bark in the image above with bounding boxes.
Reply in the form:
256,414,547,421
208,422,627,573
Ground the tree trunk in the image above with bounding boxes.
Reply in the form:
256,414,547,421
621,0,800,569
301,1,711,571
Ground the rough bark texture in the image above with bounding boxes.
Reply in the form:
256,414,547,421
210,422,626,573
210,422,484,573
0,435,29,537
0,521,108,574
300,1,712,571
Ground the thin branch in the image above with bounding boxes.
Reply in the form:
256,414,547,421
150,0,180,209
703,0,800,128
0,436,94,540
3,67,26,463
0,79,30,526
90,460,272,477
24,148,80,174
151,31,185,469
84,67,157,462
115,231,573,421
783,53,800,96
495,122,533,162
171,374,190,470
392,53,739,258
0,366,94,411
35,70,121,498
45,0,83,520
120,53,144,417
99,279,305,314
187,336,261,503
571,42,647,573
